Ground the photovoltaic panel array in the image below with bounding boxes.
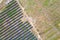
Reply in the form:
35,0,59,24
0,0,37,40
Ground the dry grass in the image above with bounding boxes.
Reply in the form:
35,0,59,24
19,0,60,40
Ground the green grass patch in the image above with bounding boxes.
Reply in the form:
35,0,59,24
43,0,57,6
50,35,60,40
54,20,60,31
0,19,3,23
7,7,18,17
43,27,52,33
27,0,36,6
43,0,50,6
46,30,57,38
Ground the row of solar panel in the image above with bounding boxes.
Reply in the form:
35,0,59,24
0,0,22,22
0,0,37,40
0,21,32,39
0,21,37,40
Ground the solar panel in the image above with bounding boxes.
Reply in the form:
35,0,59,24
0,0,37,40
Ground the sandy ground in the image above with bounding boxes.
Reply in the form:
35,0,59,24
0,0,6,12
